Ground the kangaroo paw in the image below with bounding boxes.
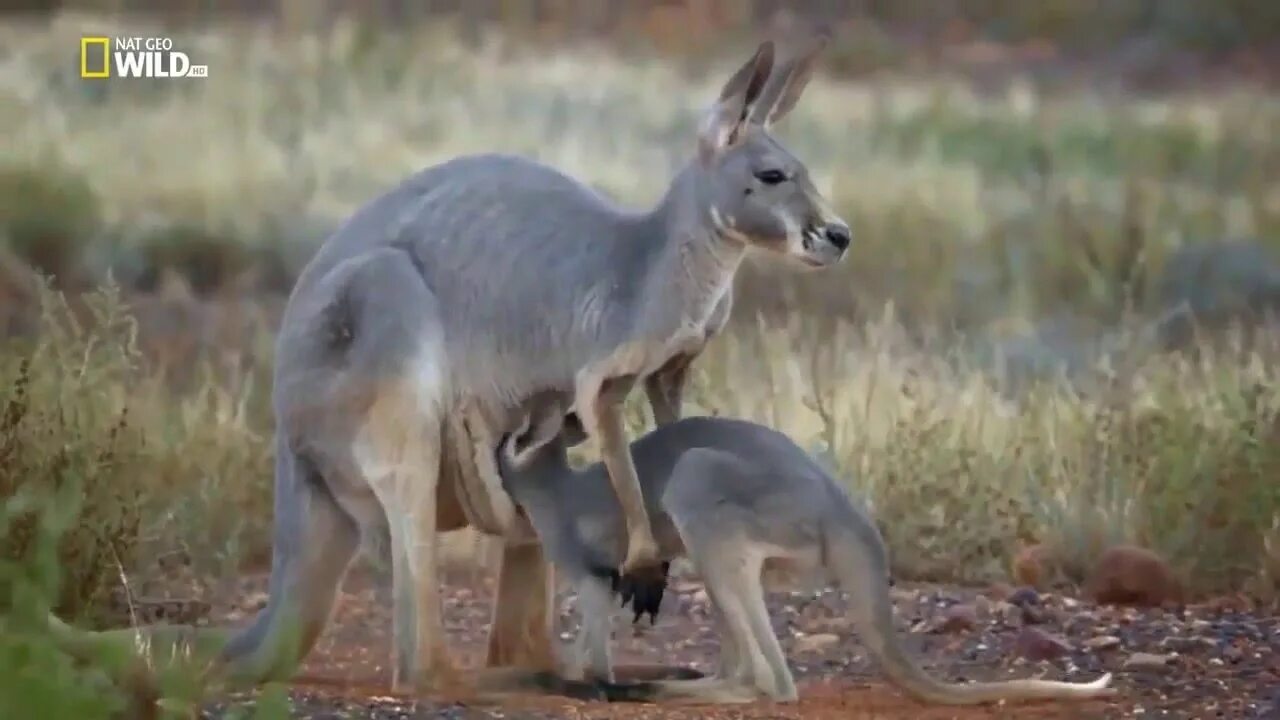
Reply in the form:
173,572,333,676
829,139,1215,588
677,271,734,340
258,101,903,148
613,560,670,624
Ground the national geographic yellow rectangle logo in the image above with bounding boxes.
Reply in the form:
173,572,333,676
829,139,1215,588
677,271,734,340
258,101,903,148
80,36,110,78
77,35,208,79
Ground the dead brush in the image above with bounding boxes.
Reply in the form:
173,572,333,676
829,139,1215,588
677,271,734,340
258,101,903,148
0,285,147,626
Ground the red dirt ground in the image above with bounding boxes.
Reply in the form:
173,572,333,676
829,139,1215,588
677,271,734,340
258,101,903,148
195,563,1278,720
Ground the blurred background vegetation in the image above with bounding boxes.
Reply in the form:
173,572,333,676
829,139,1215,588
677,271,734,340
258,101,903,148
0,1,1279,715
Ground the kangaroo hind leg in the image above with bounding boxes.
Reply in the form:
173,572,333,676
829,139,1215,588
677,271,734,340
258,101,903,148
485,539,556,672
334,248,454,694
568,577,618,683
700,542,796,701
612,547,765,706
354,360,452,694
656,449,793,704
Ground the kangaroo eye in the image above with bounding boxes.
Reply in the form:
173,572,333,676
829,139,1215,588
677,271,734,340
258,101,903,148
754,169,788,185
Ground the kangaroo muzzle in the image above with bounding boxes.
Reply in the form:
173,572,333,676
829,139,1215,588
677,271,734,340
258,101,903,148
798,219,850,267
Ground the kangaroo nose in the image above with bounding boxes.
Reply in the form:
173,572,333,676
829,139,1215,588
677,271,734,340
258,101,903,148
824,223,851,251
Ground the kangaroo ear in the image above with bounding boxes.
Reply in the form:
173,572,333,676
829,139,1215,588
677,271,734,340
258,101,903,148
561,412,589,447
506,402,567,468
697,40,776,161
748,29,830,128
498,412,533,467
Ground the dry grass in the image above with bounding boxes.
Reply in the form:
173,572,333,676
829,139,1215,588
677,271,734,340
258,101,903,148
0,283,273,621
0,11,1279,717
2,13,1278,323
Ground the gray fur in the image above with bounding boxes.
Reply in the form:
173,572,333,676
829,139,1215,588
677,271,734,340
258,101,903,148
493,412,1116,706
217,35,850,693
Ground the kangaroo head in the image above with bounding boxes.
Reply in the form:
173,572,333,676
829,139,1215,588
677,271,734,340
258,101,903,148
693,35,850,270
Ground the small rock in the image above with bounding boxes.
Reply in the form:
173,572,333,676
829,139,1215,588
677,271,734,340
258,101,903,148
889,587,918,604
972,594,992,617
937,604,980,634
1084,544,1183,608
930,590,960,605
793,632,840,654
1013,627,1073,662
1008,586,1041,607
1122,652,1175,672
1161,636,1216,653
1066,609,1097,624
804,615,854,634
690,588,708,604
985,581,1015,600
1012,544,1056,589
913,603,980,635
992,601,1021,624
1084,635,1122,651
1020,604,1051,626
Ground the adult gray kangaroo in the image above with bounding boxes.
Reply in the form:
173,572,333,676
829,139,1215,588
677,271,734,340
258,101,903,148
43,34,852,697
479,408,1116,706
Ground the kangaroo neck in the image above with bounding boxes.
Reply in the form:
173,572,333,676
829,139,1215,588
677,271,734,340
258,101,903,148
627,163,745,319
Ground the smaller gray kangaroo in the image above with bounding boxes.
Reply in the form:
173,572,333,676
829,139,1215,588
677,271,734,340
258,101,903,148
484,408,1116,706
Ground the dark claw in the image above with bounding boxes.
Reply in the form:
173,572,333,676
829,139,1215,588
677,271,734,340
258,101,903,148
612,559,670,625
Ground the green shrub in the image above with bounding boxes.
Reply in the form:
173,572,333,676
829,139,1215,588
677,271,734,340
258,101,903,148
0,161,101,287
134,225,257,297
0,494,129,720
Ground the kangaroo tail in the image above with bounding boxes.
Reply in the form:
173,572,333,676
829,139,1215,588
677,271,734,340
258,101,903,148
823,512,1115,706
42,619,670,704
44,611,237,700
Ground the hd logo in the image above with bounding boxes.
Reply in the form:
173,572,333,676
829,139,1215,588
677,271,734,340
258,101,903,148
80,36,208,79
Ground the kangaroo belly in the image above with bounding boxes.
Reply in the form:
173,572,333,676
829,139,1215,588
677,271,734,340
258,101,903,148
571,506,684,572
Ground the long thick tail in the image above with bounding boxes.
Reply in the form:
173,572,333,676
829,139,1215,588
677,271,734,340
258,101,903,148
44,611,237,705
824,513,1115,706
44,439,360,693
41,622,641,704
45,578,339,693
